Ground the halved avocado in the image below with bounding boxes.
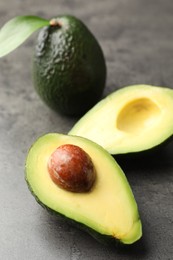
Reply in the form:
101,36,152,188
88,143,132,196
25,133,142,245
69,85,173,155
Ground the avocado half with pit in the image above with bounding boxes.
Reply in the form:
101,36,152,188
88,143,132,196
69,85,173,155
25,133,142,245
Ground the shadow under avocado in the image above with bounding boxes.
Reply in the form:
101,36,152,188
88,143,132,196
115,235,148,258
114,141,173,173
42,208,149,259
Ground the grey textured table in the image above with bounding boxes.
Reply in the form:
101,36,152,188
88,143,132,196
0,0,173,259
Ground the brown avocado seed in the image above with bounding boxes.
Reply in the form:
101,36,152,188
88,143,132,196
48,144,96,192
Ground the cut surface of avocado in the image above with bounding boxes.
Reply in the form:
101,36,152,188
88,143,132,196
25,133,142,244
69,85,173,154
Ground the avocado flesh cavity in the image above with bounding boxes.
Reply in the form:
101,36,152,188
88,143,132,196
32,15,106,116
25,133,142,244
69,85,173,154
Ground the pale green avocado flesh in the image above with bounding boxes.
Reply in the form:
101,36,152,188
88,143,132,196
25,133,142,244
69,85,173,154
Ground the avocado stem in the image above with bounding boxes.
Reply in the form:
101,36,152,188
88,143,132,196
49,18,62,27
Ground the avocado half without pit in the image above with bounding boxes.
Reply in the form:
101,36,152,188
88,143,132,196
69,85,173,155
25,133,142,245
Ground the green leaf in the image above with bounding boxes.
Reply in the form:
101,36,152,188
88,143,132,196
0,15,50,58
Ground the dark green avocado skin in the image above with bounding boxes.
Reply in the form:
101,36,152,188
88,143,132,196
32,15,106,116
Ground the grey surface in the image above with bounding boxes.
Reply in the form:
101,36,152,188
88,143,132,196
0,0,173,259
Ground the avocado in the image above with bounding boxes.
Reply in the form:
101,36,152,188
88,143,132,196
32,15,106,116
25,133,142,245
69,84,173,155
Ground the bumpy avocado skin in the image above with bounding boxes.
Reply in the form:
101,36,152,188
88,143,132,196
32,15,106,116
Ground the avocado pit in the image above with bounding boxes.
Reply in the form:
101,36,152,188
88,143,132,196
48,144,96,192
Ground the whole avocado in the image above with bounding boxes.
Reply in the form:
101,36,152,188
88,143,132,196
32,15,106,116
